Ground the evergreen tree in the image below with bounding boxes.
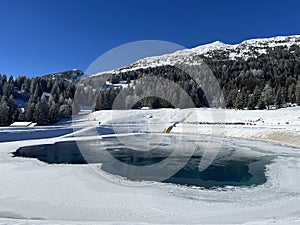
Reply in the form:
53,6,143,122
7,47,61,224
287,83,296,103
296,81,300,105
0,100,9,126
151,98,161,109
276,87,286,107
25,97,36,121
49,101,59,123
30,78,37,94
257,96,266,110
7,95,18,123
17,108,25,121
33,96,49,125
261,83,275,109
234,92,244,109
59,104,71,119
94,92,104,111
247,94,256,110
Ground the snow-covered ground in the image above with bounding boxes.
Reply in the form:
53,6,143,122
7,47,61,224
88,107,300,148
0,107,300,224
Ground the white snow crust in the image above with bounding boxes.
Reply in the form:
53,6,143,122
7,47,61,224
0,107,300,224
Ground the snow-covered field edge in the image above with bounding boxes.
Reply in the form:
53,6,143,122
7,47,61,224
1,107,300,225
89,107,300,148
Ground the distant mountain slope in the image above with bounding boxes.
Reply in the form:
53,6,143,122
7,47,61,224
1,35,300,127
43,69,85,82
91,35,300,76
85,35,300,111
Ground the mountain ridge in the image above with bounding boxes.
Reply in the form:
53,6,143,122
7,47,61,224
42,69,85,82
90,35,300,77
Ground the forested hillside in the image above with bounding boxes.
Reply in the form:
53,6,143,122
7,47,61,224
0,70,80,126
1,37,300,126
89,44,300,110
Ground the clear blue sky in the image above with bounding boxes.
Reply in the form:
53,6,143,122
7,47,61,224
0,0,300,77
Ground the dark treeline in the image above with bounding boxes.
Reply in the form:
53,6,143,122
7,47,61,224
0,73,78,126
1,44,300,126
91,66,212,110
90,44,300,110
206,44,300,109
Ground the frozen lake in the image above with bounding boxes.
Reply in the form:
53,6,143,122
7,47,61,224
13,134,274,188
0,108,300,225
1,118,300,224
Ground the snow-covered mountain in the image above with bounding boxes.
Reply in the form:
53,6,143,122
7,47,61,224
43,69,85,82
91,35,300,76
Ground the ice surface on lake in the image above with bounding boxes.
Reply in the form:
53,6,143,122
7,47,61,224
1,108,300,224
14,134,274,188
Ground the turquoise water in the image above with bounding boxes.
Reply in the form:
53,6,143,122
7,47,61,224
13,134,274,188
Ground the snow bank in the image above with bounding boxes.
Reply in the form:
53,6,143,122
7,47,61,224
1,135,300,224
89,107,300,148
1,107,300,224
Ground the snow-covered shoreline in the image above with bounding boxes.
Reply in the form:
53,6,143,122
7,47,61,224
1,133,300,224
0,107,300,224
172,122,300,149
2,107,299,148
175,107,300,148
89,107,300,148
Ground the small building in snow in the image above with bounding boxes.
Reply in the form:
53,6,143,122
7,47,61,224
10,122,37,127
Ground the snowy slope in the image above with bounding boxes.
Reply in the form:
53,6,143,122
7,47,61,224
87,107,300,148
62,106,300,148
43,69,85,82
91,35,300,76
1,107,300,224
